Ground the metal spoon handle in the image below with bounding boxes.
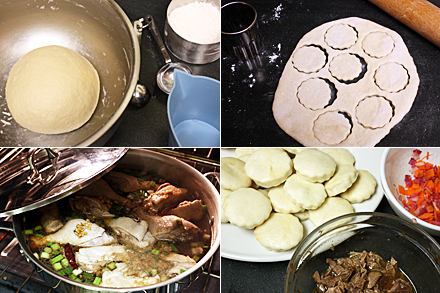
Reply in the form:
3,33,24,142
145,14,172,64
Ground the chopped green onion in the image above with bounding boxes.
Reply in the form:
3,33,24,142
43,247,53,254
202,204,207,210
137,178,144,184
107,262,116,270
160,275,169,282
170,243,179,253
33,252,39,260
193,255,200,262
25,229,33,235
35,233,44,237
150,181,156,187
191,242,199,248
34,225,43,231
151,269,158,276
58,270,66,276
163,252,168,256
202,245,209,249
180,269,186,274
84,280,93,285
52,250,60,255
40,252,50,259
203,234,211,240
64,267,73,275
82,272,94,280
68,274,77,280
61,258,69,268
51,243,60,251
50,254,64,264
153,256,159,262
102,268,110,272
53,262,63,271
47,242,54,246
151,248,160,255
93,277,102,286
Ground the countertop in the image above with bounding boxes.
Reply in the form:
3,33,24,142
104,0,220,147
221,0,440,147
221,196,440,293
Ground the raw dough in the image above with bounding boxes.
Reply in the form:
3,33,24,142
321,148,355,166
308,197,354,227
362,31,395,58
293,149,336,183
284,174,328,210
329,53,363,81
297,78,332,110
340,169,377,203
245,148,293,188
324,164,358,196
220,157,252,190
273,17,419,146
324,23,358,49
356,96,394,129
268,184,304,214
254,213,303,251
6,45,100,134
223,188,272,229
292,45,327,73
374,62,409,93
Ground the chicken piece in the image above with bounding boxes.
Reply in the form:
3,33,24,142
101,262,161,287
162,252,197,275
70,196,114,220
29,219,112,249
80,232,116,247
103,171,156,193
76,179,135,208
40,203,63,233
108,217,148,242
163,200,204,221
133,207,200,242
120,230,156,249
75,245,128,272
144,183,188,214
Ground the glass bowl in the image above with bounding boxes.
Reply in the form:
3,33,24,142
284,212,440,293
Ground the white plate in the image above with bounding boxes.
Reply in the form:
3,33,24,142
220,148,385,262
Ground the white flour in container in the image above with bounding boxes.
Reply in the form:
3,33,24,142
168,1,220,44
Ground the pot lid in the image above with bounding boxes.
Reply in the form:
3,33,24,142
0,148,128,217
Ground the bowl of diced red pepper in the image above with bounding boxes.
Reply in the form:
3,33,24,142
381,148,440,236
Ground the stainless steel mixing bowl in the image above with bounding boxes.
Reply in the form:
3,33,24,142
0,0,141,146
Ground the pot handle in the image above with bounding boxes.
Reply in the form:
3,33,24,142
204,172,220,190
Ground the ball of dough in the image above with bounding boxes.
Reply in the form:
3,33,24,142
268,184,304,214
293,149,336,182
6,45,100,134
308,197,354,227
284,174,328,210
340,169,377,203
324,164,358,197
221,157,252,190
223,188,272,229
245,148,293,188
254,213,304,251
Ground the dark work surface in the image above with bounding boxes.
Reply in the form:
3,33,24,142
104,0,220,147
221,0,440,147
221,197,440,293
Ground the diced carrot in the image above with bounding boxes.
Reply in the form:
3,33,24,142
427,205,434,213
419,213,434,221
415,169,424,178
425,169,436,180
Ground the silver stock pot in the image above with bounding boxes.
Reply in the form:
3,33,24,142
0,148,220,292
0,0,151,147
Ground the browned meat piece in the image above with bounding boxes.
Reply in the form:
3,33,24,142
388,279,414,293
76,179,136,208
366,271,382,289
143,183,188,214
162,200,204,221
40,203,63,233
327,258,346,275
69,195,114,220
133,207,199,242
103,171,156,193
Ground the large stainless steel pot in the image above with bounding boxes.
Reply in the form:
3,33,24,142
0,148,220,293
0,0,143,147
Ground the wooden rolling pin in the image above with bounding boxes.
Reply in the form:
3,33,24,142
368,0,440,47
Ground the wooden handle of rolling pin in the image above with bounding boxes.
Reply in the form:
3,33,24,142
368,0,440,47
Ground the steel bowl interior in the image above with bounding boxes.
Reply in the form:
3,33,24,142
285,212,440,293
12,148,219,292
0,0,140,146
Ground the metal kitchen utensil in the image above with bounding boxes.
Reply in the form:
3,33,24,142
221,1,262,60
135,15,193,95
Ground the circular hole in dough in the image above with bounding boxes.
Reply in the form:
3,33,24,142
374,62,409,93
355,95,394,129
291,44,328,74
329,53,367,83
324,23,358,50
297,78,337,110
313,111,353,145
5,45,100,134
362,31,395,58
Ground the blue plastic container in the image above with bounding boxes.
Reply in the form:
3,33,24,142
167,70,220,147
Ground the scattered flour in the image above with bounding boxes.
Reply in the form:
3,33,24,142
168,2,220,44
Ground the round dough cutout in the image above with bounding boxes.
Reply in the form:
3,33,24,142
297,78,333,110
362,31,395,58
329,53,364,82
324,23,358,49
356,96,394,129
313,111,352,145
292,45,327,73
374,62,409,93
6,45,100,134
